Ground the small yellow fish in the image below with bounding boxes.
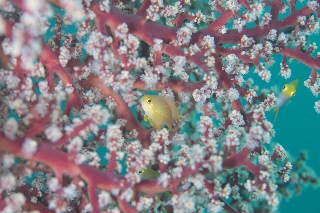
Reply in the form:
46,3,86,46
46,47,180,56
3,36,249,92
273,79,299,122
141,95,179,130
138,168,160,180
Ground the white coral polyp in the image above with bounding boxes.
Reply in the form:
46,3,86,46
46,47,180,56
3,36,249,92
22,138,38,157
45,125,63,142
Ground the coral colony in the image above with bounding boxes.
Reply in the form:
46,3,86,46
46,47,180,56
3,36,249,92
0,0,320,212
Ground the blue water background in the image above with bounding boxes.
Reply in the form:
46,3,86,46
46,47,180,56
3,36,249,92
265,34,320,212
239,1,320,210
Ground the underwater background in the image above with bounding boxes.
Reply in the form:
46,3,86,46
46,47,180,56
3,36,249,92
266,33,320,212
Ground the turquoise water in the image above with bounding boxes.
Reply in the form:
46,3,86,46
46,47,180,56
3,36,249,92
265,35,320,211
276,69,320,213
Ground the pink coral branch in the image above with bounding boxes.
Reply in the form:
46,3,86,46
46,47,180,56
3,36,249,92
222,147,251,168
117,195,137,213
134,180,167,194
214,6,315,43
53,119,93,147
1,0,319,212
81,76,151,147
39,43,84,114
107,151,117,172
16,186,55,213
3,5,83,115
0,134,123,189
89,3,176,44
0,134,132,212
88,184,99,213
279,47,320,70
136,0,151,16
133,78,205,93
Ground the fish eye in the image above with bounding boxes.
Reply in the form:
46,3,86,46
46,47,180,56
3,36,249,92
147,99,151,103
282,85,286,90
138,170,143,174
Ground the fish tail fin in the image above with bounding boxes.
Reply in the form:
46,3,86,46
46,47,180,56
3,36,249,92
274,107,279,123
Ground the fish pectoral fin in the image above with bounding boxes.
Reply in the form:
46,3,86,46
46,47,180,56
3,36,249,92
166,123,172,131
145,115,157,128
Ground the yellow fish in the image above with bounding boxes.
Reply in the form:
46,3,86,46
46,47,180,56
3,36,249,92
138,168,160,180
273,79,299,122
141,95,179,130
